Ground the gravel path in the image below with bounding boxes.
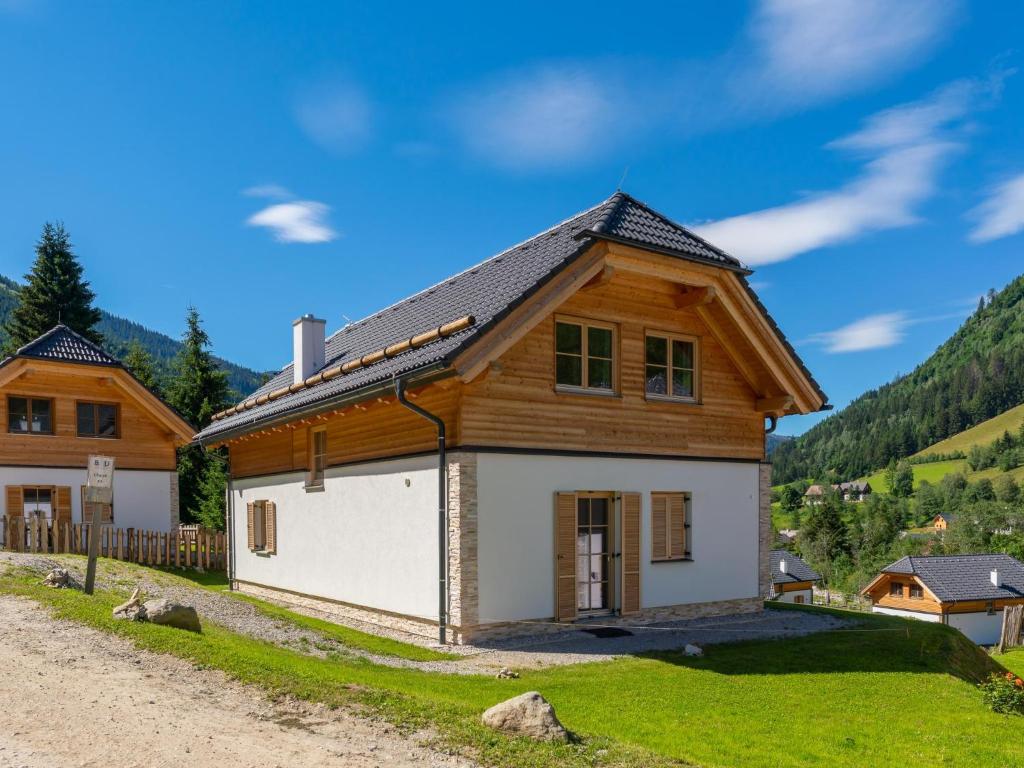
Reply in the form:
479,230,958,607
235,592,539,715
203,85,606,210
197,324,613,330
0,594,476,768
0,552,849,674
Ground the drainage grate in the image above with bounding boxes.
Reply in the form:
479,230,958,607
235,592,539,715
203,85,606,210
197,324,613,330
579,626,634,638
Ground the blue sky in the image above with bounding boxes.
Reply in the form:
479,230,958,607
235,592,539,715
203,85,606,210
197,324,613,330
2,1,1024,434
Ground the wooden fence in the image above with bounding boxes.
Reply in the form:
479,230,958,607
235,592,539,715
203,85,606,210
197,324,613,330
0,515,226,571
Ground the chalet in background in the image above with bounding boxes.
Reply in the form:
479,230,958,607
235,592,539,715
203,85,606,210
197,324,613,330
0,325,193,540
769,550,819,604
804,481,871,505
861,554,1024,644
196,193,828,644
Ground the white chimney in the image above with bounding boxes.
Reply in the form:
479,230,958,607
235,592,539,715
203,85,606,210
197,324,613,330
292,314,326,385
991,568,1001,588
779,559,787,574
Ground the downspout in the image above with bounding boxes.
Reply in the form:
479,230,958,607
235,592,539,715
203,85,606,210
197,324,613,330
394,374,448,645
226,451,235,591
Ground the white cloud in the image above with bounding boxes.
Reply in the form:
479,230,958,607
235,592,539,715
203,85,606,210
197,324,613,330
242,184,293,200
742,0,959,106
968,173,1024,243
447,65,626,170
808,312,909,353
294,78,372,153
246,201,337,244
693,77,1001,265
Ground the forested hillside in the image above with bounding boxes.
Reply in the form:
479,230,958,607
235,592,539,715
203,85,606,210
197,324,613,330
0,274,266,398
774,275,1024,483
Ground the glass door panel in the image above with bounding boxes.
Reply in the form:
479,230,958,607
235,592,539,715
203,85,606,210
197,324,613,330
576,496,611,612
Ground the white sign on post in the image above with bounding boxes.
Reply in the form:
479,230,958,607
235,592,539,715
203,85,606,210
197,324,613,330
84,455,115,595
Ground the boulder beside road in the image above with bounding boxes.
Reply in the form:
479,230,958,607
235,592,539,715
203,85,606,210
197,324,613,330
481,691,568,742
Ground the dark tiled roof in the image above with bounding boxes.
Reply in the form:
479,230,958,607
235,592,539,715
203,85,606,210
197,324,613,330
883,554,1024,603
197,192,826,441
771,550,820,584
11,324,119,367
838,481,871,492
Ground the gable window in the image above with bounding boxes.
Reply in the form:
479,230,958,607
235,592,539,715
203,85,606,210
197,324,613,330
76,402,118,438
651,491,691,562
555,318,616,393
307,427,327,489
908,584,923,600
7,396,53,434
889,582,903,598
645,333,698,401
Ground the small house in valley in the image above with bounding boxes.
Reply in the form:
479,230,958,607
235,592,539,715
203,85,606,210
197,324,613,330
1,325,193,542
195,193,828,644
836,481,871,502
932,513,955,531
861,554,1024,645
770,550,819,604
803,484,826,505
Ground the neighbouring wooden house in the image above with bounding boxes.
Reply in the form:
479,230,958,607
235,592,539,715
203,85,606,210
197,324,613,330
861,554,1024,645
0,325,193,542
195,193,828,644
932,513,955,531
769,550,819,604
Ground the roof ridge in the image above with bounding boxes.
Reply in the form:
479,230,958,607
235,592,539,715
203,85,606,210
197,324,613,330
318,196,616,349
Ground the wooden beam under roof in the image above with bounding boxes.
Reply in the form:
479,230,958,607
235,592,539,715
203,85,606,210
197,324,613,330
673,285,716,309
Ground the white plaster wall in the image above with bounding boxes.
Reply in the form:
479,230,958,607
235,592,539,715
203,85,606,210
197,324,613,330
475,453,760,623
871,606,943,623
948,611,1003,645
776,588,813,604
230,455,438,620
0,466,174,532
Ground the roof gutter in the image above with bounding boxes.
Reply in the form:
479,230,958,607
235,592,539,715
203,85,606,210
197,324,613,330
194,361,451,446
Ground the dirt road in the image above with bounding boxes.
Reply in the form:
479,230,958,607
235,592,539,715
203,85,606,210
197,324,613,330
0,596,474,768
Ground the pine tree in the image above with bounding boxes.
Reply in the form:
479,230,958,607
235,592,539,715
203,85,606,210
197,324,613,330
123,340,162,396
166,306,230,525
195,451,229,530
3,222,102,353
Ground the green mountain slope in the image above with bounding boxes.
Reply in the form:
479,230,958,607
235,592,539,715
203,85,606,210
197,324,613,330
0,275,267,398
774,275,1024,483
916,401,1024,459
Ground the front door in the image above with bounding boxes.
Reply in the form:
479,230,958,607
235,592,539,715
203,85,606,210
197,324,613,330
576,493,613,614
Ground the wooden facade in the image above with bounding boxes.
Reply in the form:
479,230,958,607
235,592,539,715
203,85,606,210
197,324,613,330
863,572,1024,616
0,358,191,471
221,243,812,478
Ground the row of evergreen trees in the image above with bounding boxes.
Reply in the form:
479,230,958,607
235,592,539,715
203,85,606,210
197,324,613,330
4,222,230,529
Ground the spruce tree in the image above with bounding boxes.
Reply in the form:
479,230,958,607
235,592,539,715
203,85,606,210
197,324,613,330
123,340,162,396
3,222,102,352
166,307,230,526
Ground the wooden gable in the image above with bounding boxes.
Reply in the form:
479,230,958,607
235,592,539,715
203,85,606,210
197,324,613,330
0,358,192,471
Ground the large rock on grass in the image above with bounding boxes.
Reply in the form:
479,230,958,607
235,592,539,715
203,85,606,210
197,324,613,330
481,691,568,742
143,599,201,633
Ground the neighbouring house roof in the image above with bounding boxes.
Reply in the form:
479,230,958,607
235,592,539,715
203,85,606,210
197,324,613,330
880,554,1024,603
935,513,956,523
7,324,120,367
837,481,871,493
195,191,828,442
804,485,826,496
771,550,820,584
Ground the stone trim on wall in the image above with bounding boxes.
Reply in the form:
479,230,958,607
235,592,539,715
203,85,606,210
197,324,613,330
447,451,479,643
758,462,772,600
169,472,180,529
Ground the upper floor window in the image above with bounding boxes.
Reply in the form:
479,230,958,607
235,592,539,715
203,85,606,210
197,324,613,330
555,318,615,393
909,584,923,600
77,402,118,438
645,333,698,401
889,582,903,598
7,396,53,434
307,427,327,489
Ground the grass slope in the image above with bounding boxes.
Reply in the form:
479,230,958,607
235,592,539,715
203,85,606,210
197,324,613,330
917,402,1024,459
2,563,1022,768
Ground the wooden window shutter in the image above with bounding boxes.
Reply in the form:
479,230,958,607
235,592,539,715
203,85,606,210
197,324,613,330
668,493,686,559
264,501,277,554
620,492,641,615
554,492,577,622
55,487,72,523
5,486,23,518
246,502,256,550
651,493,668,560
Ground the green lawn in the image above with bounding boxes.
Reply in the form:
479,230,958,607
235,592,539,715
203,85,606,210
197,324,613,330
858,458,968,493
2,568,1023,768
